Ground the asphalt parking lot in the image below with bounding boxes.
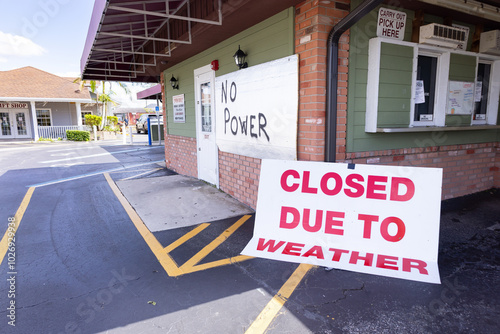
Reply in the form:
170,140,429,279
0,141,498,333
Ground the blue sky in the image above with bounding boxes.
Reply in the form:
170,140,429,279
0,1,95,77
0,1,157,107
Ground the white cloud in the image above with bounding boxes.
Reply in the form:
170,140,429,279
0,57,7,63
0,31,46,56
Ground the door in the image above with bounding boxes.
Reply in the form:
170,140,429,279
194,65,218,186
14,111,29,137
0,110,31,138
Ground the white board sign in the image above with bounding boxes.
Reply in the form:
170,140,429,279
173,94,185,123
215,55,298,160
447,81,474,115
242,160,443,284
377,8,407,40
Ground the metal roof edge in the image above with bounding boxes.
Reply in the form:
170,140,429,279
80,0,108,75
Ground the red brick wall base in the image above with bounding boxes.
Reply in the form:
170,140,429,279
219,152,261,208
164,134,197,178
343,142,499,200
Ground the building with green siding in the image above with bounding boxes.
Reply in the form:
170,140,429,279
81,0,500,208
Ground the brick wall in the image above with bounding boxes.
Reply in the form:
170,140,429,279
344,142,499,200
219,152,261,208
295,0,350,162
164,134,198,178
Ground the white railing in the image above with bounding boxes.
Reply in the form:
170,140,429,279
38,125,90,139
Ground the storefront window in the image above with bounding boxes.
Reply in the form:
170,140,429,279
414,55,437,122
36,109,51,126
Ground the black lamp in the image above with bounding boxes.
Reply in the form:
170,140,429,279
233,45,247,69
170,75,179,89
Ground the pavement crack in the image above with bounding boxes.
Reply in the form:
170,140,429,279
330,283,365,305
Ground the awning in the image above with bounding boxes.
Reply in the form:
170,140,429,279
80,0,303,83
137,84,162,100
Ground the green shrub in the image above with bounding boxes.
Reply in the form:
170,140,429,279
66,130,90,141
103,125,120,132
84,114,102,127
107,116,118,126
38,137,54,142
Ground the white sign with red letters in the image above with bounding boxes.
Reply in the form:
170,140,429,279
242,160,443,284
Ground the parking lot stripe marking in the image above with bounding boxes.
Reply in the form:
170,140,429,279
245,263,314,334
105,173,183,276
164,223,210,253
120,168,162,181
107,172,253,276
0,187,35,266
30,160,164,187
40,147,162,164
187,254,253,273
179,215,252,272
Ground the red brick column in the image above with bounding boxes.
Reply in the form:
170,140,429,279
295,0,350,162
161,74,198,178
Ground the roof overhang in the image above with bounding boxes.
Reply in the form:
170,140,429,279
80,0,302,83
0,97,95,103
137,84,162,99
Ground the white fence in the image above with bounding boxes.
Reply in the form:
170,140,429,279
38,126,90,139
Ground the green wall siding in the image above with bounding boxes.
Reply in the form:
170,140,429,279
164,8,294,138
347,1,498,152
449,54,476,82
377,43,413,128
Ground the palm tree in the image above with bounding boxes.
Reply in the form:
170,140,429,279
74,78,130,130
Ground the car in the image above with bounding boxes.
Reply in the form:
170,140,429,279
136,114,163,134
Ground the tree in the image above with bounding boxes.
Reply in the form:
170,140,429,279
74,78,130,130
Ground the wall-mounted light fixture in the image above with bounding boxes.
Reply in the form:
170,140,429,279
233,45,247,69
170,75,179,89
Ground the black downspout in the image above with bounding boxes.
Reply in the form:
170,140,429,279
325,0,384,162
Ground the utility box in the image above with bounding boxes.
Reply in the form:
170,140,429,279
480,30,500,56
150,124,164,141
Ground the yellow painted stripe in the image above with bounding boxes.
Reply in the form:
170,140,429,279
183,254,254,274
179,215,251,270
0,187,35,265
105,173,183,276
164,223,210,253
245,263,314,334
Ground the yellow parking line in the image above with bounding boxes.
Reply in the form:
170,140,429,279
105,173,183,276
0,187,35,265
105,173,252,277
245,263,314,334
164,223,210,253
180,215,251,271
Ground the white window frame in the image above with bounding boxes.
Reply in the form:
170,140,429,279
472,58,500,126
409,49,450,127
366,37,500,133
36,108,52,126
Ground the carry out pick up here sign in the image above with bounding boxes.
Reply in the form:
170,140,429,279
242,160,443,284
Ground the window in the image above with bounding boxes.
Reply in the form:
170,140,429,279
81,111,92,125
36,109,51,126
366,37,500,132
473,62,491,122
414,55,438,122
